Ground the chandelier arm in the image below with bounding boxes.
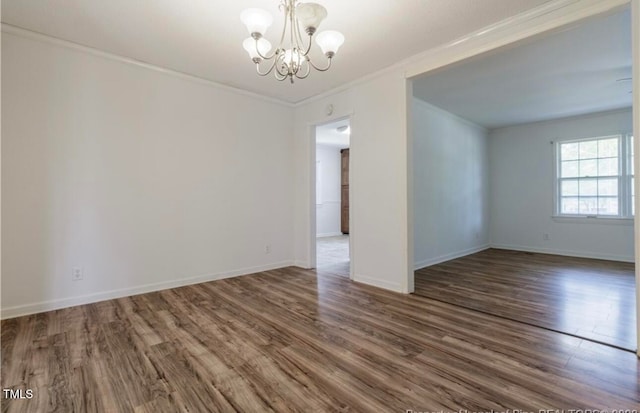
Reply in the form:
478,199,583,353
242,0,339,81
308,56,333,72
273,54,291,79
294,59,311,79
256,59,278,76
276,2,289,50
257,1,290,61
287,6,302,79
294,18,303,49
303,33,313,56
289,2,299,62
255,38,278,61
293,18,312,57
256,3,288,61
291,1,297,42
274,68,288,81
275,66,289,79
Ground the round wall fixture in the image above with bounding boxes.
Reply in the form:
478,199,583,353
325,104,334,116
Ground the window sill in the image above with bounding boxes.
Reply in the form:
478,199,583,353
552,216,634,226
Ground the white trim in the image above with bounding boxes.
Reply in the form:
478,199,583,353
632,0,640,358
353,274,403,293
405,0,629,79
414,245,491,270
309,125,318,269
309,115,353,278
348,118,356,282
316,232,344,238
554,134,634,218
491,244,635,263
552,216,634,225
306,111,356,128
1,261,294,319
316,160,323,205
293,260,311,268
1,23,295,108
414,243,635,267
554,132,629,145
406,80,416,294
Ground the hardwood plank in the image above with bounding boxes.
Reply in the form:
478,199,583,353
2,266,639,412
415,248,637,350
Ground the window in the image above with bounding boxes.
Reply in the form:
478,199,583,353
556,134,634,218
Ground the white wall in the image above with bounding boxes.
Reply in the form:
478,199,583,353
1,32,295,317
412,99,490,269
315,144,343,237
294,69,411,293
490,108,634,262
289,0,636,297
3,0,634,318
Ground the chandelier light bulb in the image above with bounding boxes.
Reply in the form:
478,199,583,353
283,49,303,68
315,30,344,56
296,3,327,34
242,37,272,61
240,8,273,37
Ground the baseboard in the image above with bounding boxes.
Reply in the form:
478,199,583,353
293,260,311,269
316,232,344,238
490,244,635,263
1,261,294,319
353,274,403,293
414,244,491,270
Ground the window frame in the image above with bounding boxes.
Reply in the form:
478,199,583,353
554,133,634,220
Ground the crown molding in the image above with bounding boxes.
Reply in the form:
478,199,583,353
292,0,629,108
405,0,630,79
2,0,632,110
1,23,296,108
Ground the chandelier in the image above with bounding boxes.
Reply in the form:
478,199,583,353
240,0,345,83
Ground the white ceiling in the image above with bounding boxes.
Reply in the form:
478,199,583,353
412,8,632,129
316,118,350,148
1,0,553,104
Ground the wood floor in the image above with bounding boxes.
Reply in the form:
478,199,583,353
415,249,637,351
2,267,639,412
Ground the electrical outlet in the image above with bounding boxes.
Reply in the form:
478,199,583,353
265,245,271,254
72,267,83,281
543,233,550,241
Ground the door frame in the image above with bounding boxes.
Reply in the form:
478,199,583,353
310,115,354,280
403,0,639,355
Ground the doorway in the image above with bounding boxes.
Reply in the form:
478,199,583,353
315,118,351,277
408,7,636,351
